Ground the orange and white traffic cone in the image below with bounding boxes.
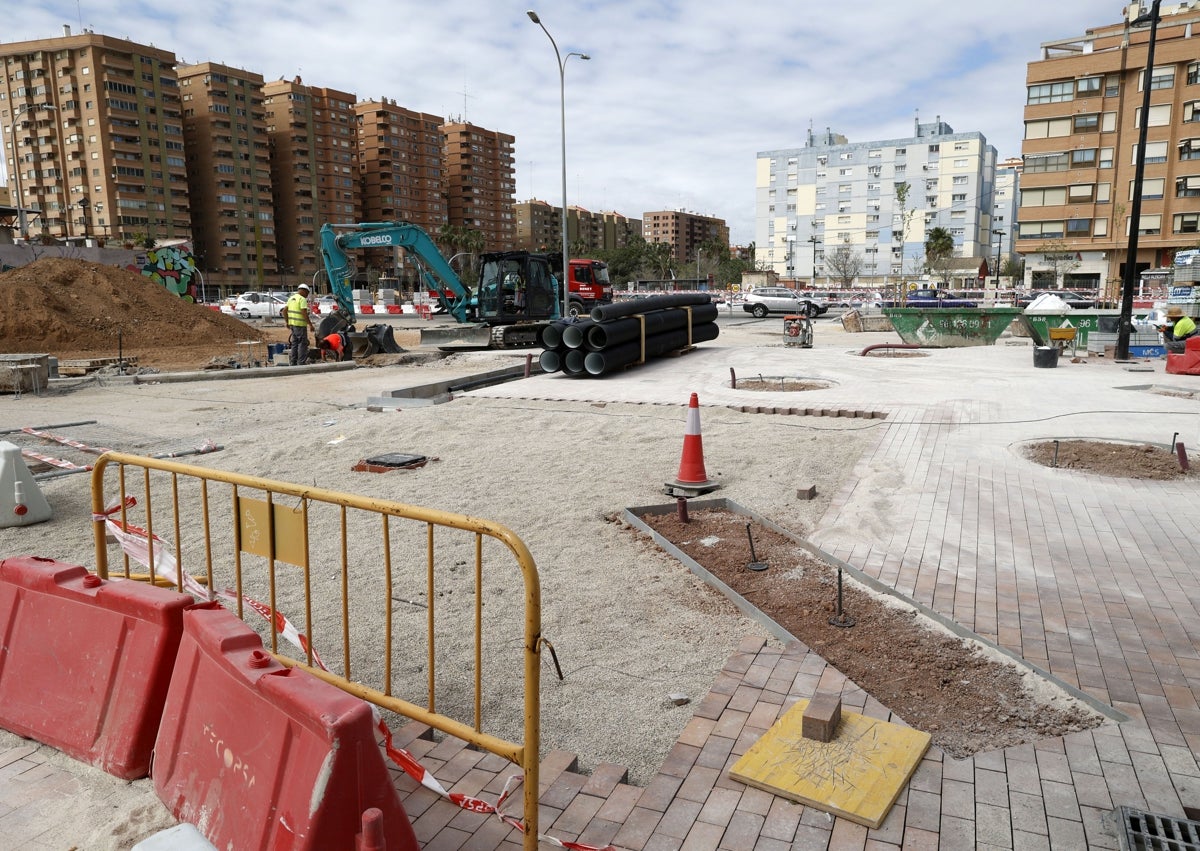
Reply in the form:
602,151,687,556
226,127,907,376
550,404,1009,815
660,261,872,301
666,393,718,496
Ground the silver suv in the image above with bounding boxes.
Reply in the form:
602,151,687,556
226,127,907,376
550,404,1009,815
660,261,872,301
742,287,825,318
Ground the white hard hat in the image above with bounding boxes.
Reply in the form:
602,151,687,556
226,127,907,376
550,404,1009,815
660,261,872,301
297,283,310,292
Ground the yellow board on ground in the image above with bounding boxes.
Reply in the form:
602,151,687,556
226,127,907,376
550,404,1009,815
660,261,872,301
729,698,931,829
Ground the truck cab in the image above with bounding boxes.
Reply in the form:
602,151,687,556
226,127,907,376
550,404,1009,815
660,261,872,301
565,259,613,316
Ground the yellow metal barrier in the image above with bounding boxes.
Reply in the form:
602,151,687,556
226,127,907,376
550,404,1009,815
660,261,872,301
90,451,544,849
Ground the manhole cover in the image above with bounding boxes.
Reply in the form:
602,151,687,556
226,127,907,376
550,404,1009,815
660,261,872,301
352,453,428,473
1119,805,1200,850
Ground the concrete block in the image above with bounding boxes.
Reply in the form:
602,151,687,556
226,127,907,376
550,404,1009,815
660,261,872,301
802,692,842,742
796,485,818,501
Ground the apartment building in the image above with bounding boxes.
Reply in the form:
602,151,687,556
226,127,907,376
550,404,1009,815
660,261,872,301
643,209,729,264
756,121,997,285
263,78,359,280
992,156,1022,277
0,27,190,245
1020,2,1200,293
441,122,516,250
178,62,275,289
514,199,642,253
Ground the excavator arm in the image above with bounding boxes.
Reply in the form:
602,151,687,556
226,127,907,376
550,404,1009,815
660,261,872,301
318,221,474,325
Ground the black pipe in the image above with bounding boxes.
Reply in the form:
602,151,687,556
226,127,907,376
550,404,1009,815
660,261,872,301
590,292,713,322
561,318,598,349
541,320,571,349
583,321,720,375
539,349,563,373
586,304,719,350
562,349,587,376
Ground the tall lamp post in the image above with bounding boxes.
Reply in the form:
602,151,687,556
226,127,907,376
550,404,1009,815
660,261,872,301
808,235,820,289
1117,0,1162,361
527,10,589,320
992,228,1004,291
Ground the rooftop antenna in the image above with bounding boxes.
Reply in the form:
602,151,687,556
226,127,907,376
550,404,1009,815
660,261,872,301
460,84,475,122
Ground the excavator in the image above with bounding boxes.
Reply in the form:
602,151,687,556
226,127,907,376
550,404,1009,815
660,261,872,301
317,221,562,350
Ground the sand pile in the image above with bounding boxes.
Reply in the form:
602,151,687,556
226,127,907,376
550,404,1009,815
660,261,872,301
0,258,261,356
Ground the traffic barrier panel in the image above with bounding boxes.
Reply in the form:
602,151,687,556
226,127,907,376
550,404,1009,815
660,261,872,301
153,604,418,851
0,555,191,778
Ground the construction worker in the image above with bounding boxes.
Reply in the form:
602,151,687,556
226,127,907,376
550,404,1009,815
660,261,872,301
1162,306,1198,353
316,331,350,362
285,283,315,365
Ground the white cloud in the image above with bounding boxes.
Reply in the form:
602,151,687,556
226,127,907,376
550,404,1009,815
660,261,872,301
10,0,1117,243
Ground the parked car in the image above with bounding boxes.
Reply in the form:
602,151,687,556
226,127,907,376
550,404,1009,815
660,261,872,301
742,287,825,318
233,292,286,319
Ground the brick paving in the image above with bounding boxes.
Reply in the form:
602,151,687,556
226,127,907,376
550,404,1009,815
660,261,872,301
4,340,1200,848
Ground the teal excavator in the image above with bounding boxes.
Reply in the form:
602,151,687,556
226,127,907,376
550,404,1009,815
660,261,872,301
317,221,563,349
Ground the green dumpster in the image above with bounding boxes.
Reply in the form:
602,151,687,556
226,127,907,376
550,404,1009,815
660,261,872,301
1019,309,1151,350
882,307,1024,347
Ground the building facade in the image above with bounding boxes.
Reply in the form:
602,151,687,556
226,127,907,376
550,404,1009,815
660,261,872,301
178,61,276,289
514,199,642,253
263,78,359,281
1020,2,1200,295
756,121,997,286
441,122,516,250
0,27,190,245
643,209,730,265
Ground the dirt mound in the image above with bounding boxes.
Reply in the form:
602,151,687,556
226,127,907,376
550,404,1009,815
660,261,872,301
0,258,262,359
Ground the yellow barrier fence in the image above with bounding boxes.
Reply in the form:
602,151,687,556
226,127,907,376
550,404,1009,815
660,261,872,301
90,451,545,849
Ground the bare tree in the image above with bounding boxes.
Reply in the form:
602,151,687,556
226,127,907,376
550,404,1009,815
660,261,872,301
893,181,915,303
1034,239,1081,288
824,236,864,287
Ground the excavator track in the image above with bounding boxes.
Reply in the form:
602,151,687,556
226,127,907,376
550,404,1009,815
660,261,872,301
490,323,549,349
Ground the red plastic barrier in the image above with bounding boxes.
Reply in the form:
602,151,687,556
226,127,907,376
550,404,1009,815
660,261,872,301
153,605,418,851
0,555,192,779
1167,335,1200,375
360,304,375,314
386,305,402,314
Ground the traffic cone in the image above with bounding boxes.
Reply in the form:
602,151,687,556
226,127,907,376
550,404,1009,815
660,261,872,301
666,393,718,496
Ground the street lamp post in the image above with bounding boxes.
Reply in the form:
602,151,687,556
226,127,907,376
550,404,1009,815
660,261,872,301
527,10,589,321
1117,0,1162,361
808,235,819,289
992,228,1004,291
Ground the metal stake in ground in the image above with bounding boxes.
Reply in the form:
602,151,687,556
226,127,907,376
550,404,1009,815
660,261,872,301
829,567,856,627
745,522,767,571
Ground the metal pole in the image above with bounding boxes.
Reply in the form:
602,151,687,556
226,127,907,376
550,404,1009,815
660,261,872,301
7,123,27,239
528,11,588,321
1117,0,1162,361
993,229,1003,291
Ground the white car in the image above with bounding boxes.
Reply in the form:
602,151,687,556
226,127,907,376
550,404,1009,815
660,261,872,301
233,292,286,319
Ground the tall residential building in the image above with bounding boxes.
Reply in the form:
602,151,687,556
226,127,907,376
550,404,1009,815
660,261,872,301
514,199,641,253
441,122,516,250
756,121,997,285
643,209,730,264
355,99,445,233
178,61,275,289
263,78,359,279
1020,3,1200,294
0,27,190,244
991,157,1022,278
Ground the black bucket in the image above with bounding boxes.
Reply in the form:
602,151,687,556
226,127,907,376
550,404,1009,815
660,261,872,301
1033,346,1060,369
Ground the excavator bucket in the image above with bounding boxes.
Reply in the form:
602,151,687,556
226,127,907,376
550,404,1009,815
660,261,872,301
346,332,381,359
417,323,495,350
363,324,405,354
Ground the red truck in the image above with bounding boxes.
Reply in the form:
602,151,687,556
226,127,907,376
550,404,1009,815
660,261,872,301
564,258,613,316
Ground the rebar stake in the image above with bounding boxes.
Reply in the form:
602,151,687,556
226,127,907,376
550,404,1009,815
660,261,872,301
729,367,737,389
1052,439,1060,468
676,496,690,523
828,567,856,627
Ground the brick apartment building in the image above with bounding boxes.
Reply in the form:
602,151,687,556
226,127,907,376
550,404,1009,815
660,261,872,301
514,199,642,254
441,122,517,251
1020,2,1200,294
643,209,730,265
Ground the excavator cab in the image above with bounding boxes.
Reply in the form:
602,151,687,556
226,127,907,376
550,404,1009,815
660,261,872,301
476,252,559,325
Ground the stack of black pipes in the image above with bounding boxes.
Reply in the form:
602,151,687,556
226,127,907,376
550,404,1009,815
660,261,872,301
539,292,720,377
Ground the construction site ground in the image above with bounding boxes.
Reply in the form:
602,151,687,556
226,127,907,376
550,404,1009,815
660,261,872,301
1,270,1200,848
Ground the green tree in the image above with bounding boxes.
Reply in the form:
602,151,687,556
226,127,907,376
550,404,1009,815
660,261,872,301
1035,239,1080,288
924,227,955,284
893,181,915,304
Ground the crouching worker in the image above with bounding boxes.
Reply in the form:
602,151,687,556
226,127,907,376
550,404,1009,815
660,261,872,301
1162,306,1198,353
316,331,352,362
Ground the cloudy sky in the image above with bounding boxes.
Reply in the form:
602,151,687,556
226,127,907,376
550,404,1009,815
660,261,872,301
9,1,1119,243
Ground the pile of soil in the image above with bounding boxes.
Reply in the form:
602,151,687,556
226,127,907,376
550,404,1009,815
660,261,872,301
636,508,1106,758
0,258,267,368
1024,439,1192,480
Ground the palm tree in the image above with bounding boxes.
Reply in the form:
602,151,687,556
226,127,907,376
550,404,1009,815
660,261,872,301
924,227,955,285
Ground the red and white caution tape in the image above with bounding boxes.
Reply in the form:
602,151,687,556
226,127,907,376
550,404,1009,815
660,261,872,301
22,426,112,456
22,448,91,471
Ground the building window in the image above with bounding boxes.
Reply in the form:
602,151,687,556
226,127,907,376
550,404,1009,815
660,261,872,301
1134,214,1161,235
1176,175,1200,197
1189,62,1200,86
1180,138,1200,160
1175,212,1200,233
1022,187,1067,206
1025,152,1069,173
1140,66,1175,91
1138,140,1169,164
1077,76,1102,95
1068,184,1095,202
1073,113,1100,133
1027,81,1074,104
1066,219,1092,236
1071,149,1097,167
1018,221,1065,239
1133,177,1164,199
1099,148,1114,168
1104,74,1120,96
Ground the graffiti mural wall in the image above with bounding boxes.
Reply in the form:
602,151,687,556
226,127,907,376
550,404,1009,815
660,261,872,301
135,242,199,301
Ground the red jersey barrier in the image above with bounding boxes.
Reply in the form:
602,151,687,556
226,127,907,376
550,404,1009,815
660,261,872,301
0,555,191,779
152,604,418,851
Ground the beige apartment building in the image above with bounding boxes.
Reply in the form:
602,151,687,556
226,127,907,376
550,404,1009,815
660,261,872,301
1021,2,1200,295
514,199,642,254
643,209,729,264
263,78,359,282
178,62,277,290
442,122,516,250
0,28,190,245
